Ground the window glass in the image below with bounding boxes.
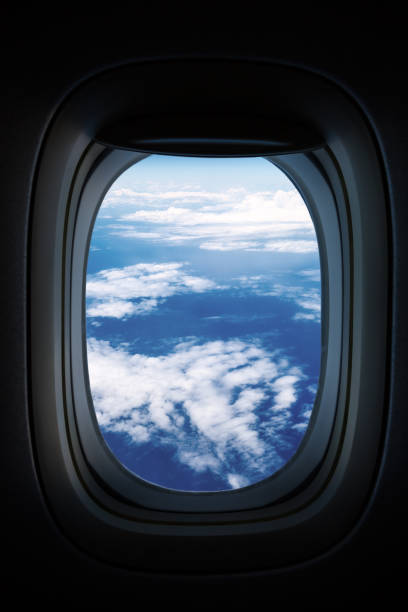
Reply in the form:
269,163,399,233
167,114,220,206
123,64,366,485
86,155,321,492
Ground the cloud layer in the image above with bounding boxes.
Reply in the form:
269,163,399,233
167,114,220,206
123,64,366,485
103,187,317,253
87,337,313,489
86,262,321,323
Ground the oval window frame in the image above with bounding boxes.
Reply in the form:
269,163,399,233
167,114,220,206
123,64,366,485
73,148,338,512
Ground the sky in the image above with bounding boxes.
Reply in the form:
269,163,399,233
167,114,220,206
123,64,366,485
86,155,321,492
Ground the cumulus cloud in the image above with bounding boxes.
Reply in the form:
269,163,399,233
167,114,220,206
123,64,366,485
87,337,312,489
104,187,317,253
87,298,159,318
227,474,251,489
86,262,217,319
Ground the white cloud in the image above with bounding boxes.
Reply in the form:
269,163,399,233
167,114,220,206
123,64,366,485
292,406,313,432
102,187,235,208
87,337,312,488
296,295,321,312
292,422,308,432
86,262,217,319
298,268,321,282
271,375,302,411
235,276,321,323
294,289,321,322
87,298,159,319
178,451,221,473
293,312,316,321
267,285,320,322
104,187,317,253
199,240,260,252
262,240,318,253
227,474,251,489
199,239,317,253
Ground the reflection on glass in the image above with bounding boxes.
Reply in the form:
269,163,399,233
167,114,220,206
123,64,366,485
86,156,321,492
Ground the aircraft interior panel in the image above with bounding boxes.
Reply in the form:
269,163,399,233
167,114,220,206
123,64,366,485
0,24,407,606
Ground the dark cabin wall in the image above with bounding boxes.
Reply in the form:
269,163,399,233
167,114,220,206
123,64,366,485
1,24,407,605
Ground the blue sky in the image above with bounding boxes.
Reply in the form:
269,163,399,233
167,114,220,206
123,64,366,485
86,155,321,492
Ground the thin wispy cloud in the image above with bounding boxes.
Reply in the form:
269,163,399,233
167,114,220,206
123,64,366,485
234,274,321,322
298,268,321,282
272,286,321,322
200,239,317,253
102,187,237,207
87,337,312,489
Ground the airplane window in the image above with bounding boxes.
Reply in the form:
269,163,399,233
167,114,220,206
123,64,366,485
29,58,388,567
86,155,321,492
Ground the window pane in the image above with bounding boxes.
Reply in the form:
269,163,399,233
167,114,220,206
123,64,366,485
86,155,321,492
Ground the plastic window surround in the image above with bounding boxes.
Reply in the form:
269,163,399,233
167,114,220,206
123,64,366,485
71,147,338,513
29,60,388,572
